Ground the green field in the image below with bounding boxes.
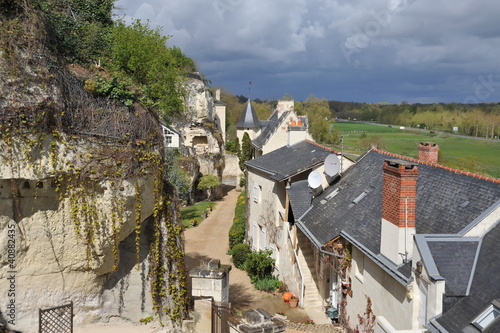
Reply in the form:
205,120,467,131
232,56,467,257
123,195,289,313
330,122,500,178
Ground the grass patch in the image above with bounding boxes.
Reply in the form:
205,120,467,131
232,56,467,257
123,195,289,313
332,122,400,133
331,122,500,178
180,201,216,228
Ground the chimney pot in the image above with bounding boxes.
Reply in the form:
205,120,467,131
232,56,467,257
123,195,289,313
418,142,439,163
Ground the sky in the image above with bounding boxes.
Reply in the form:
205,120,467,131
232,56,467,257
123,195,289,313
114,0,500,104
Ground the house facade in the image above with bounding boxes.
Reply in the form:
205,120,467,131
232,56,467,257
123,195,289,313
236,99,312,157
245,140,354,322
293,144,500,331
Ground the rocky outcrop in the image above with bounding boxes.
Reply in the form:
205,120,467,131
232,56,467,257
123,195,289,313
183,73,215,122
0,11,188,332
0,136,166,331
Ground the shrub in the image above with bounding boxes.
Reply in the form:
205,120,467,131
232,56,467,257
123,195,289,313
228,191,246,249
245,250,274,279
251,276,282,292
231,243,250,269
225,139,240,154
229,223,246,250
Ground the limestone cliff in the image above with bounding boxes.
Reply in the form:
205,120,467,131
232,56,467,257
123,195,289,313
0,6,188,332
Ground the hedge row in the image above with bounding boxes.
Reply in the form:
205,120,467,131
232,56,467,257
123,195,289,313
228,191,246,249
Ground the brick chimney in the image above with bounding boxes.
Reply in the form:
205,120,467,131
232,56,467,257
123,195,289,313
380,159,418,265
418,142,439,163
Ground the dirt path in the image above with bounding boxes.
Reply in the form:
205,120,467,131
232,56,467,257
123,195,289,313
184,187,315,331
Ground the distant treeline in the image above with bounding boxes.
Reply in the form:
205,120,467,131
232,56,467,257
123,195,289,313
222,89,500,141
331,102,500,138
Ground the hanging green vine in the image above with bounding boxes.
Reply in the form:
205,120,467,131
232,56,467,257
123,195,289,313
1,101,189,326
134,180,143,267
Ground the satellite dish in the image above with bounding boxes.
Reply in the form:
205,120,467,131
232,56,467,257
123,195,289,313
324,154,340,177
308,170,323,189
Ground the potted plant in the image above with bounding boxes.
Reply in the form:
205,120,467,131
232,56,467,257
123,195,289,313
289,295,299,308
275,312,287,320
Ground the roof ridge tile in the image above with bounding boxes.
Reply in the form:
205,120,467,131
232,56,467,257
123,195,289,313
304,139,339,153
372,148,500,184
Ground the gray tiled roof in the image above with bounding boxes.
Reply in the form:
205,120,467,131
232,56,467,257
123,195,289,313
252,110,290,149
299,149,500,254
434,223,500,332
287,180,312,218
236,100,260,128
428,240,479,297
298,148,500,330
245,140,333,182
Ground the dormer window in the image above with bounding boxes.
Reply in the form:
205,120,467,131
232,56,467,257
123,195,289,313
472,301,500,331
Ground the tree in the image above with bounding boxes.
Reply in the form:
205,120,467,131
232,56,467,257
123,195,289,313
197,174,221,201
110,19,186,119
37,0,115,62
238,132,253,171
303,94,338,144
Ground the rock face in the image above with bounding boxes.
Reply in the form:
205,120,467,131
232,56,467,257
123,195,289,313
184,73,216,122
174,75,227,200
0,24,187,333
0,137,161,331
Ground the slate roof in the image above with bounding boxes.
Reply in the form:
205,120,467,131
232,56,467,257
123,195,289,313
433,223,500,332
428,239,479,297
236,100,260,128
245,140,334,182
287,180,312,218
299,148,500,253
252,110,290,149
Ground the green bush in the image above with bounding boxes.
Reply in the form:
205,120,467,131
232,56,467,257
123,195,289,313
239,175,246,188
228,191,246,249
229,223,245,250
245,250,275,280
231,243,250,269
225,139,240,154
251,276,282,292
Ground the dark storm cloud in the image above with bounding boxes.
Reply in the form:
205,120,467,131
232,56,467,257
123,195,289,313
115,0,500,103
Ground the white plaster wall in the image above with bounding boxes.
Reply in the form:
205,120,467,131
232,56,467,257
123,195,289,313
237,128,261,143
347,246,414,331
246,170,283,251
380,219,415,265
246,169,303,298
464,203,500,237
215,104,226,141
222,154,240,179
261,113,312,155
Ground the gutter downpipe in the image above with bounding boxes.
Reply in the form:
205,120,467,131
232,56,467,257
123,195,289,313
287,224,305,308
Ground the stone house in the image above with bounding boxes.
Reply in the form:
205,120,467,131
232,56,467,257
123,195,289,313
236,99,312,157
293,143,500,331
244,140,354,321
